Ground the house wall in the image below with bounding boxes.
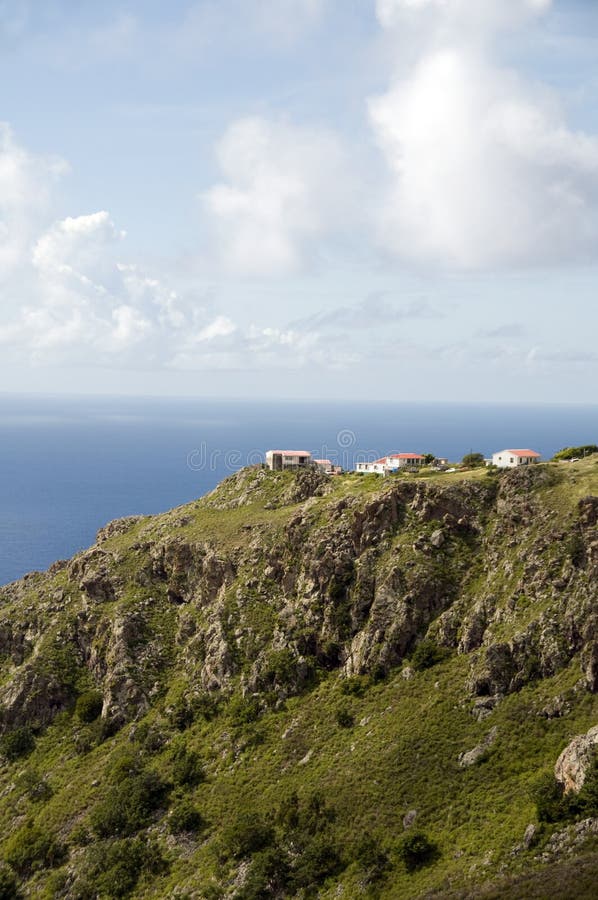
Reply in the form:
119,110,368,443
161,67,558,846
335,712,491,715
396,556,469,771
266,452,311,471
492,451,539,468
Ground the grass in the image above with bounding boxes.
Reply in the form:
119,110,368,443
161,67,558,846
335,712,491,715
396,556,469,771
0,460,597,897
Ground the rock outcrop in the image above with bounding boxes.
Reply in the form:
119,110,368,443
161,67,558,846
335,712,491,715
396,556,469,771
555,725,598,793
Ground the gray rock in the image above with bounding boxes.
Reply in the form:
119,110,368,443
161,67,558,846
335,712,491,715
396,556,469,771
430,529,445,548
523,823,537,849
403,809,417,829
459,726,498,767
471,695,503,722
554,724,598,792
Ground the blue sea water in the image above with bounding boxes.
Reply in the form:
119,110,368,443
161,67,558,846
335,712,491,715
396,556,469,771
0,394,597,586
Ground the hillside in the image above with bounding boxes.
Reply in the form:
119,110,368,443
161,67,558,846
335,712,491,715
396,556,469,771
0,459,597,899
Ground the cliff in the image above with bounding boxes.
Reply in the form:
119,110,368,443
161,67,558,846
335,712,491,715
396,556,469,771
0,459,597,898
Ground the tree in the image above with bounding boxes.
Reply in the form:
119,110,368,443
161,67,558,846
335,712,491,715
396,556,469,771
461,452,485,468
396,830,439,872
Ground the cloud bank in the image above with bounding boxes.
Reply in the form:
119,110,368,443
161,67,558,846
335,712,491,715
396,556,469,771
369,0,598,268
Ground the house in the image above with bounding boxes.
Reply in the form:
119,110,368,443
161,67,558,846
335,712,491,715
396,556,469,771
492,449,541,469
266,450,312,471
355,458,388,475
355,453,425,475
386,453,425,471
313,459,343,475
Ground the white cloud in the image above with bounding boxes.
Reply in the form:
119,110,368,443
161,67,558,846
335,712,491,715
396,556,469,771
203,116,352,275
0,207,235,365
369,0,598,268
0,122,67,278
376,0,551,32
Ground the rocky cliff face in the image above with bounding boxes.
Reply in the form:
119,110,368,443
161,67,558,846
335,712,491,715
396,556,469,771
0,460,597,899
0,464,596,736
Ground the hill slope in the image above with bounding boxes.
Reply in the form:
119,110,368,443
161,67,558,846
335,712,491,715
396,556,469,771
0,459,597,898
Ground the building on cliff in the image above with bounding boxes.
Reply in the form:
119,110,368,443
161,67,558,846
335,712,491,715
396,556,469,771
313,459,342,475
492,448,541,468
266,450,312,471
355,453,425,475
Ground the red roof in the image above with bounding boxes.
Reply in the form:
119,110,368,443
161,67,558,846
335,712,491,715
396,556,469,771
268,450,312,458
388,453,424,459
506,449,541,458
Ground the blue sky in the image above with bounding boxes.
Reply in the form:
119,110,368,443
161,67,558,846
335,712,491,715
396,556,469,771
1,0,598,401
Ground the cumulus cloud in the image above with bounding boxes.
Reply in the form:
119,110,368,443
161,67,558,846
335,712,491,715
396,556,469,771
369,0,598,269
0,122,67,278
202,116,352,275
0,204,242,366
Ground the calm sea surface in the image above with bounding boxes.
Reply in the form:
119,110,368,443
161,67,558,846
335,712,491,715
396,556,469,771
1,394,597,586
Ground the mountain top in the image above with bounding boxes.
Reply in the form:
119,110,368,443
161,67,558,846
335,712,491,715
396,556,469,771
0,458,597,898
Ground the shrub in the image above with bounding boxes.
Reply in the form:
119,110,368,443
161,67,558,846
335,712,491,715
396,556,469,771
462,453,485,468
396,830,439,872
371,662,387,683
3,821,65,875
168,692,218,731
532,774,569,824
73,837,168,900
170,745,205,788
76,690,103,723
340,675,370,697
90,768,170,838
410,640,449,672
220,812,275,860
228,695,260,727
0,726,35,761
335,707,354,728
574,756,598,817
354,832,391,883
291,831,344,890
568,532,586,568
17,768,53,803
553,445,598,461
278,791,335,839
0,864,19,899
168,799,204,835
235,847,290,900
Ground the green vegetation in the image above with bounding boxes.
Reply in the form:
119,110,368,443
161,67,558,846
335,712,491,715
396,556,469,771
553,444,598,461
89,756,170,838
75,690,104,723
534,756,598,824
461,452,486,468
0,726,35,761
410,639,451,671
3,821,64,875
0,865,19,900
168,799,204,835
0,460,596,897
396,830,439,872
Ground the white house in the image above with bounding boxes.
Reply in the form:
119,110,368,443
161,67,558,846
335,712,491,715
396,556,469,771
355,453,425,475
355,457,388,475
385,453,425,470
492,449,541,469
266,450,312,471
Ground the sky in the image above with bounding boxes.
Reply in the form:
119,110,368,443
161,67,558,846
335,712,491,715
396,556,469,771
1,0,598,402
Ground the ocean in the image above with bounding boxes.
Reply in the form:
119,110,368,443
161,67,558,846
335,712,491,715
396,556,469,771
0,394,597,586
